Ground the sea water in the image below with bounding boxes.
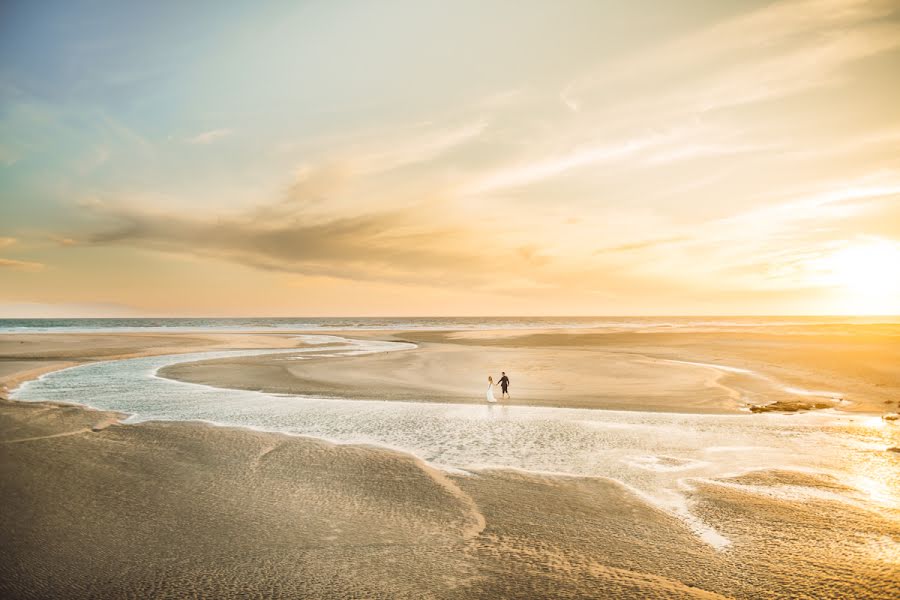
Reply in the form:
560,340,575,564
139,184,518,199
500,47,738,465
1,315,897,334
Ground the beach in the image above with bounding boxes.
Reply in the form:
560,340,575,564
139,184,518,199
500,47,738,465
6,0,900,595
1,322,899,598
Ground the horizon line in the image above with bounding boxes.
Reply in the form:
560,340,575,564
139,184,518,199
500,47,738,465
1,314,898,320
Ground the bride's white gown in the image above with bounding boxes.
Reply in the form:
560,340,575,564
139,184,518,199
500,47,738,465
486,382,497,403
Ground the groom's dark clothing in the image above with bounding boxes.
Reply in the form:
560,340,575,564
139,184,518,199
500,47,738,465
499,375,510,393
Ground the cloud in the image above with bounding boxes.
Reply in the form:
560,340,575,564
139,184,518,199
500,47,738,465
718,182,900,229
0,144,19,166
641,142,777,166
460,119,775,195
350,120,487,176
278,119,488,179
75,180,535,287
185,128,233,145
0,258,44,271
463,0,900,199
559,84,579,112
594,236,689,255
0,237,16,248
563,0,900,116
0,302,140,318
557,175,900,304
463,133,671,195
75,171,900,300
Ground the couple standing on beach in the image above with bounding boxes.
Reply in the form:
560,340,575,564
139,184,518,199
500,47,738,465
486,372,510,403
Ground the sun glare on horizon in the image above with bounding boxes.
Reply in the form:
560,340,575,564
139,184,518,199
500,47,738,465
817,238,900,315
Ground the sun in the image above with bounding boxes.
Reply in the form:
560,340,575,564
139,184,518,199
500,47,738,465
818,238,900,314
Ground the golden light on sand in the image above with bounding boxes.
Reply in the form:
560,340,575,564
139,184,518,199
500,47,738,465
819,238,900,315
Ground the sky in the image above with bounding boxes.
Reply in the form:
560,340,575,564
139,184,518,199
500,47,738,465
1,0,899,317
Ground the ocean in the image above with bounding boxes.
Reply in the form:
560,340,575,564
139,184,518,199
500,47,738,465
0,315,896,333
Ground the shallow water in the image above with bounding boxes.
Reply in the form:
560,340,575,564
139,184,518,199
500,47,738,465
12,335,899,548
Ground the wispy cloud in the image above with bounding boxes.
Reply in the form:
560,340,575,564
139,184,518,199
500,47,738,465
0,257,44,271
463,133,671,195
594,236,689,255
0,144,20,167
185,128,233,145
462,0,900,203
0,302,140,318
75,180,533,286
586,178,900,295
350,120,487,176
563,0,900,116
278,119,488,179
0,238,43,271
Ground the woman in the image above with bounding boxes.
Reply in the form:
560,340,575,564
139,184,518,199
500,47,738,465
486,375,497,403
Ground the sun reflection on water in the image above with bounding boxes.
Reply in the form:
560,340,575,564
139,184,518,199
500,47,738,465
838,417,900,511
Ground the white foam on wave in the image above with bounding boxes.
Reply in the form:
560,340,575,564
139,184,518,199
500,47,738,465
703,445,772,452
624,455,709,472
11,336,897,550
293,334,350,345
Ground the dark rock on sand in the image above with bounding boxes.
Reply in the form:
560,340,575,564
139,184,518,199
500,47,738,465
749,400,833,413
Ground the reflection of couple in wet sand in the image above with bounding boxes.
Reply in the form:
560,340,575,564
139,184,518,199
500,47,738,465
486,372,510,403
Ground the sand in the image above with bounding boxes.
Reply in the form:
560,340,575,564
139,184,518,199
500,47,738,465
2,329,899,598
161,325,900,414
4,396,899,599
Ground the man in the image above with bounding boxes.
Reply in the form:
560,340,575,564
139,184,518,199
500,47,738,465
498,371,510,399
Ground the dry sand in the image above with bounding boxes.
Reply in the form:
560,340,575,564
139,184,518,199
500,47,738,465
2,330,899,598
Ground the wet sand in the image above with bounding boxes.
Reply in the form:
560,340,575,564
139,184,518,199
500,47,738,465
2,329,899,598
162,325,900,414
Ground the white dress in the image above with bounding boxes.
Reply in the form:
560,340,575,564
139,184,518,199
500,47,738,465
486,381,497,403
